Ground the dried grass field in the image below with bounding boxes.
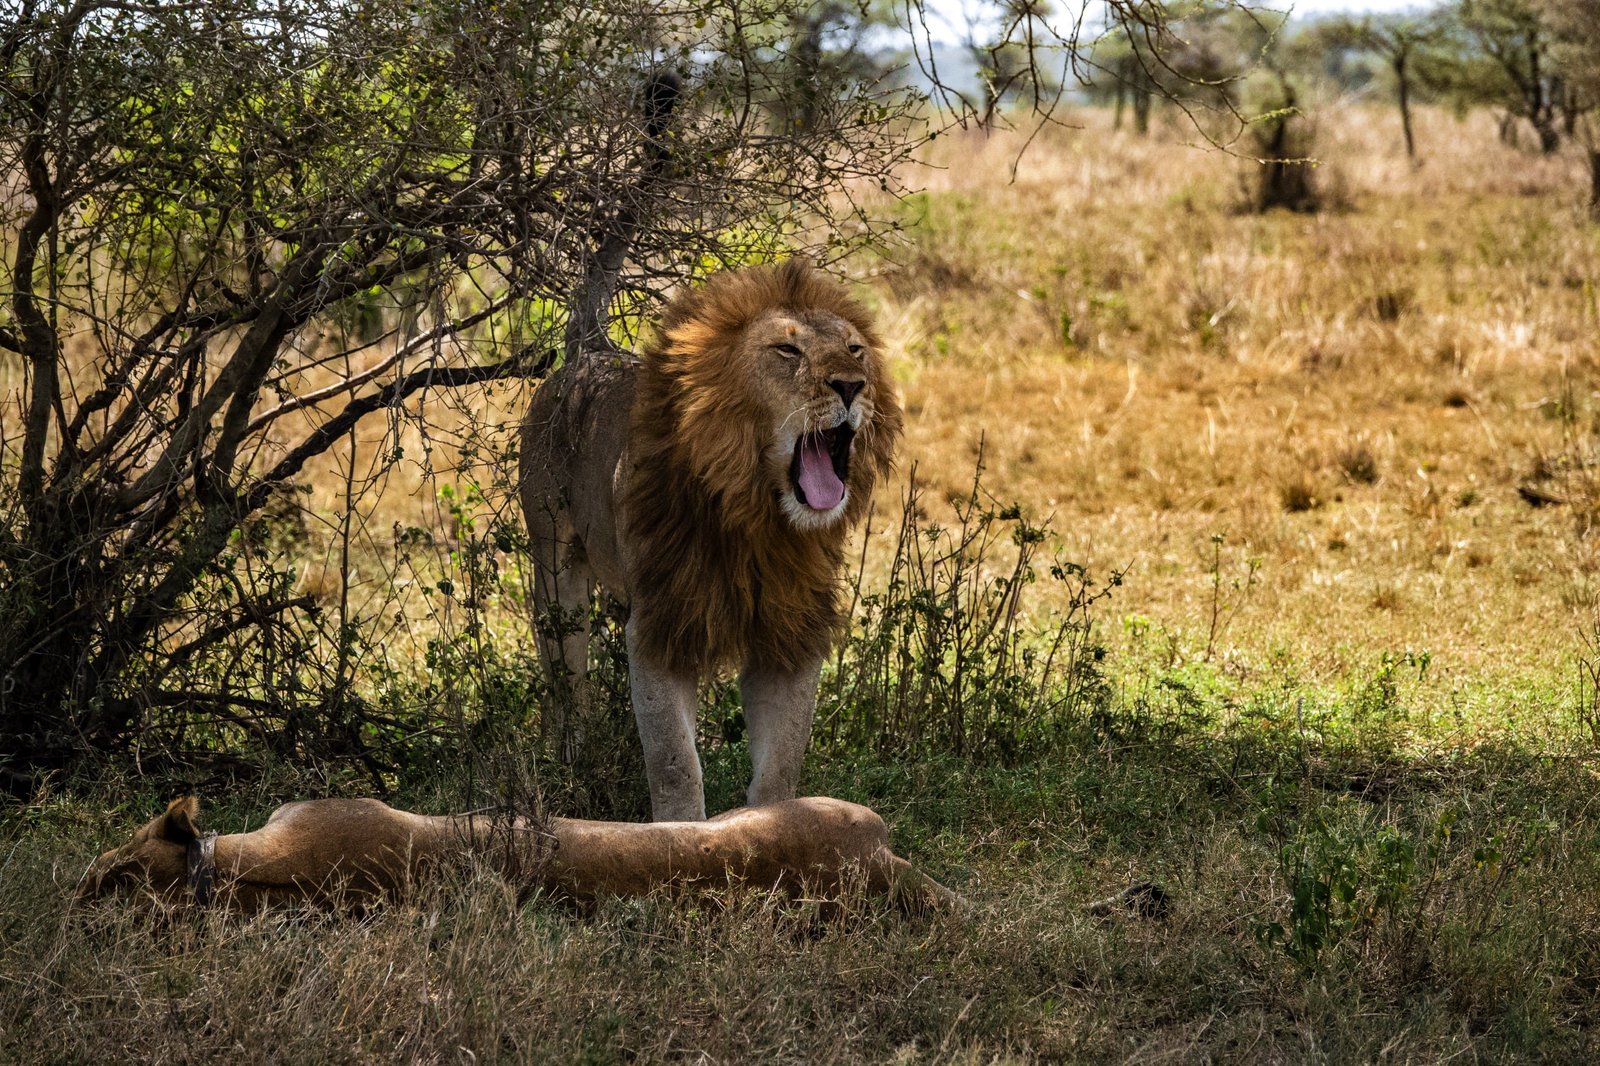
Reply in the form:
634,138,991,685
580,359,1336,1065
6,103,1600,1063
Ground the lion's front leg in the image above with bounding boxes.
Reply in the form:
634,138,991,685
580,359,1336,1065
740,655,823,808
626,616,705,821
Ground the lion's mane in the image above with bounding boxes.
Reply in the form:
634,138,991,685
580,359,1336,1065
625,260,901,676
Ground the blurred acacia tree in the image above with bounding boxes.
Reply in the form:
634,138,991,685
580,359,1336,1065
1314,13,1452,161
1456,0,1564,152
1078,2,1291,141
1532,0,1600,212
777,0,906,133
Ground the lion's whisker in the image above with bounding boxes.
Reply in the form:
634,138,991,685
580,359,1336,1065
778,404,813,435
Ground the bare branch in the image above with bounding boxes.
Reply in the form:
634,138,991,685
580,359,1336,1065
252,348,556,504
244,294,519,436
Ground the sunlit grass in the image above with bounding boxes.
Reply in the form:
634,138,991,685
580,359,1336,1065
862,105,1600,697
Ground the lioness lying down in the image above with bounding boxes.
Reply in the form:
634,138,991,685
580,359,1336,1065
78,795,956,914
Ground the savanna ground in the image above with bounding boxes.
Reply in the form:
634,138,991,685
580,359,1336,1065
6,103,1600,1063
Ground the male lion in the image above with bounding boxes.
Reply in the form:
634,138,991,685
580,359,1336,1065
76,795,955,914
520,260,900,820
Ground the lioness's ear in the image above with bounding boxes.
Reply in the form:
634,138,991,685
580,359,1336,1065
159,795,202,844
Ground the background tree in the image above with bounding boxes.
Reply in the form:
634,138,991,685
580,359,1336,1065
939,0,1063,130
1242,65,1320,211
1457,0,1563,152
778,0,904,133
1108,44,1163,134
1067,1,1287,145
1316,12,1452,161
1532,0,1600,213
1082,2,1175,135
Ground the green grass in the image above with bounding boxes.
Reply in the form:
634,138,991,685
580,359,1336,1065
8,672,1600,1062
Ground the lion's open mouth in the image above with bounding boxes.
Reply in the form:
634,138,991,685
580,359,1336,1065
790,424,854,511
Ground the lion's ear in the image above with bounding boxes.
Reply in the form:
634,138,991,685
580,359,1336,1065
159,795,202,845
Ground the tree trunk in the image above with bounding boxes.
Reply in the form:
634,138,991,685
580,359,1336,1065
1394,52,1416,162
1499,112,1519,147
1560,86,1579,137
1527,44,1559,154
1132,88,1151,136
1590,149,1600,220
1533,117,1560,154
0,519,117,792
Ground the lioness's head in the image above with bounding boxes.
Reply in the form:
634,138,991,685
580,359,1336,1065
640,259,901,533
76,796,199,903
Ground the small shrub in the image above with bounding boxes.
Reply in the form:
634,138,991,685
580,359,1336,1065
1242,70,1320,214
817,457,1120,764
1369,584,1404,612
1368,288,1413,323
1279,476,1322,513
1256,804,1417,967
1335,443,1381,485
1202,533,1261,662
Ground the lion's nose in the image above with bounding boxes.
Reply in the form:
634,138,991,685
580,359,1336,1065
828,378,865,407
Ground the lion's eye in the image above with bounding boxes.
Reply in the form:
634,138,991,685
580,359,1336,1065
775,343,802,357
848,344,864,356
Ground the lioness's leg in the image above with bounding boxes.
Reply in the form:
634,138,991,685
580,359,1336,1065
626,616,705,821
740,655,823,807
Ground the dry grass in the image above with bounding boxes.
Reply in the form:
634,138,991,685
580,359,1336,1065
6,101,1600,1062
7,743,1600,1063
860,105,1600,703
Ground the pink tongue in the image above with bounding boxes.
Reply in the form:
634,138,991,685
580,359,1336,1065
797,436,845,510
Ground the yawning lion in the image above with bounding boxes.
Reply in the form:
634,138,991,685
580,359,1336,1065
520,260,901,820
